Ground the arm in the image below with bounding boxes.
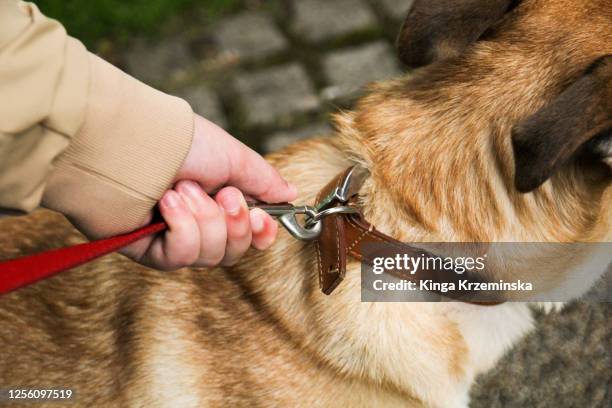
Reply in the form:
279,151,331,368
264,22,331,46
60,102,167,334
0,1,297,270
0,1,192,237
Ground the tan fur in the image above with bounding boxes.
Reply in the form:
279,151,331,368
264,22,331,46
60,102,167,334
0,1,610,407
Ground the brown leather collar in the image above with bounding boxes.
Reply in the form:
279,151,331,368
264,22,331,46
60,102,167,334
314,166,502,305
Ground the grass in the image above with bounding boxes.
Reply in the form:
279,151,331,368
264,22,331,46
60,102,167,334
34,0,241,49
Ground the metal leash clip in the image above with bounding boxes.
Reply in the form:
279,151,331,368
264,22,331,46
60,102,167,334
248,202,357,241
248,167,366,241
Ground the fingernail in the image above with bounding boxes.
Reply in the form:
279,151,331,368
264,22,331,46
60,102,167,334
163,191,179,208
182,181,201,199
287,183,298,198
250,210,265,233
221,190,243,216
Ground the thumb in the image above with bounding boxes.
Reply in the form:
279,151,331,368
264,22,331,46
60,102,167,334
227,141,298,203
181,115,298,203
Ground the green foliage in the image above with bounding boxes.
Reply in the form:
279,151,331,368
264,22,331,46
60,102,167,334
34,0,240,48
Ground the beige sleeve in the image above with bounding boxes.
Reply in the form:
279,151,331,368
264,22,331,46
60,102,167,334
0,1,194,237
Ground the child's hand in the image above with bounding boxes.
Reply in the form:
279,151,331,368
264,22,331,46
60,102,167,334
121,115,297,270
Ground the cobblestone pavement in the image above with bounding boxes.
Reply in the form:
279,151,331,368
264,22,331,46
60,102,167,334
122,0,411,153
120,1,611,406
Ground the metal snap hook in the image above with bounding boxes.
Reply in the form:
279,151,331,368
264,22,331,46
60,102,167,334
248,202,323,241
278,213,322,241
248,202,357,241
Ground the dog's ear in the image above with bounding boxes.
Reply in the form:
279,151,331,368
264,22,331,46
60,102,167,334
396,0,516,68
512,56,612,193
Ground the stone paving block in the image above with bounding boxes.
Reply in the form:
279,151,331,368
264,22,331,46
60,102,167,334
124,38,194,85
291,0,378,43
234,64,319,128
212,12,288,63
372,0,414,20
176,86,227,128
322,41,401,101
263,123,332,153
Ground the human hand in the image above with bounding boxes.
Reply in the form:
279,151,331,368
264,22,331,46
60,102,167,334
122,115,297,270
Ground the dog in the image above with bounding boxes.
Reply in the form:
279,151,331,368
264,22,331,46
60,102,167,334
0,0,610,406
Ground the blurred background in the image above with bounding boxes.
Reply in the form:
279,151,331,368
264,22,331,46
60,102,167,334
36,0,411,153
32,1,612,407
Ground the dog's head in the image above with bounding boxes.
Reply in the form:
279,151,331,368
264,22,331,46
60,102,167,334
337,0,611,242
396,0,611,194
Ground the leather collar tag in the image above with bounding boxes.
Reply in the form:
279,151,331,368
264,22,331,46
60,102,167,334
315,211,346,295
314,169,354,295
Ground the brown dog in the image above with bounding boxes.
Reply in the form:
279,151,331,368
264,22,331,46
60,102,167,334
1,0,611,406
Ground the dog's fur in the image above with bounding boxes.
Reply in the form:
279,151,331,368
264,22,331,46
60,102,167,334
1,1,611,406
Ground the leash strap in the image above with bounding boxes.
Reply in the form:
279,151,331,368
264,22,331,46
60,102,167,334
0,222,166,295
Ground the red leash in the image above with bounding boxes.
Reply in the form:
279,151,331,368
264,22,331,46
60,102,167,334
0,222,167,295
